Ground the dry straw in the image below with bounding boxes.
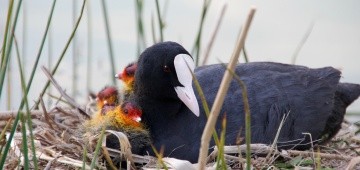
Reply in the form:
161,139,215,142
197,6,256,170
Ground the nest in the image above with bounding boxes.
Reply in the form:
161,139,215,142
2,106,360,170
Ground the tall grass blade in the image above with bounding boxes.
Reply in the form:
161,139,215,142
155,0,164,42
72,0,79,98
20,113,29,169
192,0,212,67
242,46,249,63
0,118,12,157
22,0,27,77
86,0,92,93
222,63,252,170
14,34,38,169
47,22,53,108
189,64,226,165
90,126,106,170
197,7,256,170
6,56,11,110
0,1,56,168
0,0,14,65
151,145,168,170
151,13,157,44
291,22,314,64
34,0,87,108
135,0,146,56
101,0,116,85
216,115,227,170
0,0,22,98
190,69,220,145
82,146,87,170
202,4,227,66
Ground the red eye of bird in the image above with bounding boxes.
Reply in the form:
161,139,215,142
164,65,171,73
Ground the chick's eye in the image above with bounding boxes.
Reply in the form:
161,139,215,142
163,65,171,73
124,109,128,114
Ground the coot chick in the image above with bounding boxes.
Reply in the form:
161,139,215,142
132,41,360,163
84,86,150,154
95,86,120,115
116,62,137,97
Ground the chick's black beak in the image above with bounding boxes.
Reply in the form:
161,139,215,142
173,54,200,117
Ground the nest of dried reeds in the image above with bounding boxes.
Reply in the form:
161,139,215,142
1,101,360,170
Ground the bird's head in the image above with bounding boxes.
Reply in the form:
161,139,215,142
122,101,142,122
96,86,120,110
135,41,199,117
115,62,137,87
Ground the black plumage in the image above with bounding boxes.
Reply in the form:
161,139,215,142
132,41,360,163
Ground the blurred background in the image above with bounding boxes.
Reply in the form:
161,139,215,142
0,0,359,114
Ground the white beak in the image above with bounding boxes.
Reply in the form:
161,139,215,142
173,54,200,117
134,117,142,122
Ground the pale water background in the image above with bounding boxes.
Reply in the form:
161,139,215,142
0,0,359,118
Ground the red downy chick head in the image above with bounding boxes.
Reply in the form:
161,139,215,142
96,86,119,111
121,101,142,123
116,63,137,86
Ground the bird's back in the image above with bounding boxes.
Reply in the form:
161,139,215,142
195,62,344,148
143,62,359,162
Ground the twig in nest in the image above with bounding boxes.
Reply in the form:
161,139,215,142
39,96,55,130
46,92,73,107
345,156,360,170
265,112,289,162
103,130,134,165
54,107,78,118
102,146,118,170
302,132,315,168
44,154,61,170
36,150,92,169
41,66,90,119
283,150,353,161
0,110,43,120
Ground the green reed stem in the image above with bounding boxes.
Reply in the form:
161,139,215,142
0,1,56,168
101,0,116,85
34,0,86,108
155,0,163,42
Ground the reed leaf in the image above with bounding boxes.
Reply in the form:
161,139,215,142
190,68,220,145
72,0,79,98
216,115,227,170
101,0,116,85
0,0,22,98
82,146,88,170
291,22,314,64
86,0,92,92
192,0,212,67
155,0,164,42
135,0,146,56
20,113,29,169
222,64,252,170
14,34,38,169
90,126,106,170
34,0,87,108
0,0,14,66
151,145,168,170
0,1,56,168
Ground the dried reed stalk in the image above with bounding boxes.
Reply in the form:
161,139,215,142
197,7,256,170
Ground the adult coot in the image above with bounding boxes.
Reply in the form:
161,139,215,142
133,41,360,163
